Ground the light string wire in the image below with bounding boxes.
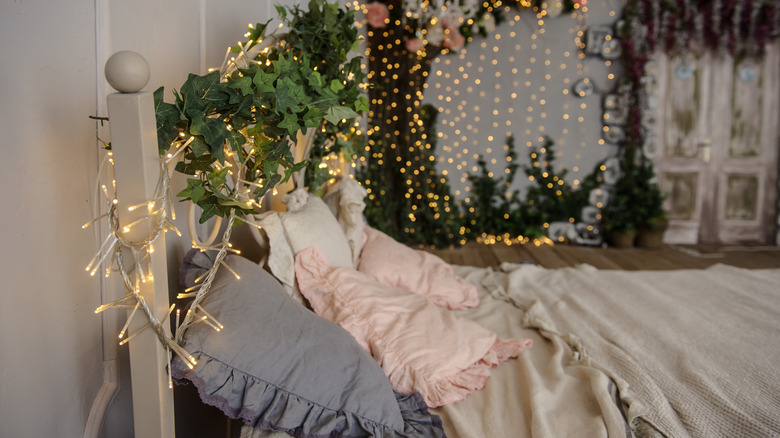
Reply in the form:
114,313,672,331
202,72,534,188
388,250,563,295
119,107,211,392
87,19,335,376
86,31,283,370
88,156,199,371
174,214,235,344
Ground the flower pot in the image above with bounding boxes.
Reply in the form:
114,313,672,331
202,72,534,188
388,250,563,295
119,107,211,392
636,222,667,248
607,230,636,248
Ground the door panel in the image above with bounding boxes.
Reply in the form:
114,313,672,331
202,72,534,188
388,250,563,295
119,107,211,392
654,53,711,243
653,44,779,244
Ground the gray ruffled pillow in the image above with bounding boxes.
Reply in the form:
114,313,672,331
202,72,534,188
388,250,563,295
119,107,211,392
172,250,443,437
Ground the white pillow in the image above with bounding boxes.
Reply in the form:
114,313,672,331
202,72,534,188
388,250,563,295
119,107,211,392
257,189,354,301
323,177,367,265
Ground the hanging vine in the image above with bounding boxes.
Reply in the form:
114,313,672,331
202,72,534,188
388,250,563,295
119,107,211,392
155,0,367,224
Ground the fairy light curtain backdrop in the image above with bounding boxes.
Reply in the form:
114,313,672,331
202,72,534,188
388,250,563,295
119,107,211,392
353,0,626,247
350,0,780,248
423,1,624,241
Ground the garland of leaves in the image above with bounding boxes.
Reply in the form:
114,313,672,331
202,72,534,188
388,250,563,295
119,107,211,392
154,0,367,224
86,0,369,376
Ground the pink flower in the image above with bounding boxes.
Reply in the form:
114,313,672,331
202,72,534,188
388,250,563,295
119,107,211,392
365,2,389,29
405,37,424,52
442,20,465,51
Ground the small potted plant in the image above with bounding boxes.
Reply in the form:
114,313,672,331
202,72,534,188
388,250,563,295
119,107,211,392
600,154,644,248
601,183,639,248
633,159,668,248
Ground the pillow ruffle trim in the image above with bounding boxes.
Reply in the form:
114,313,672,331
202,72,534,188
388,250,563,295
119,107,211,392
389,337,532,408
171,353,446,438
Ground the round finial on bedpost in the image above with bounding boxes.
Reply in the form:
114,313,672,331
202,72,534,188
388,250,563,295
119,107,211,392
105,51,150,93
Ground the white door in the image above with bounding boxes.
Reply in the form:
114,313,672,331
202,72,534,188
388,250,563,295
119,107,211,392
653,44,779,244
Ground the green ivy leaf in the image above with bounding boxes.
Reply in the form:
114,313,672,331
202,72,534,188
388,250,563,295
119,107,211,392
350,38,361,53
177,178,206,203
153,86,182,154
275,77,308,114
355,96,369,114
179,71,228,113
328,79,344,92
230,95,255,130
189,136,210,157
307,71,324,88
216,196,253,210
208,167,230,189
226,130,247,154
252,70,278,94
303,107,324,128
271,55,293,77
275,5,287,19
278,111,301,135
324,105,357,125
189,113,229,161
229,76,254,96
176,153,214,174
196,196,221,224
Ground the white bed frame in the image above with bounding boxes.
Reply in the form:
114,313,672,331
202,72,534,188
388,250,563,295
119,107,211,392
100,50,317,438
105,57,176,438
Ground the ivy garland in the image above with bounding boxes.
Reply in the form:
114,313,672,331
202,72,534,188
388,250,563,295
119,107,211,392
154,0,367,224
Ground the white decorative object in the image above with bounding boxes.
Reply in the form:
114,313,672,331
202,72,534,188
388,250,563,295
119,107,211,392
589,187,610,207
573,78,594,97
602,125,625,144
548,221,578,242
104,51,151,93
643,132,658,158
581,205,601,224
675,63,694,80
585,26,612,56
544,1,564,18
603,109,626,125
600,37,622,60
738,64,758,82
602,158,621,185
603,94,620,110
575,222,602,245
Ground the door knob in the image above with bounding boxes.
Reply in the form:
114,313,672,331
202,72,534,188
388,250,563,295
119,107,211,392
698,139,712,163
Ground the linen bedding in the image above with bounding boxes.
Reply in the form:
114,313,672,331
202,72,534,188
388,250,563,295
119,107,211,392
468,262,780,438
239,260,780,438
174,181,780,438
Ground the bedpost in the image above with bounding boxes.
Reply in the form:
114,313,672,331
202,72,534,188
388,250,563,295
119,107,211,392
105,51,176,438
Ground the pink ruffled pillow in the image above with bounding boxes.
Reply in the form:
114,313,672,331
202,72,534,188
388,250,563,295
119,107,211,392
295,246,532,408
357,226,479,310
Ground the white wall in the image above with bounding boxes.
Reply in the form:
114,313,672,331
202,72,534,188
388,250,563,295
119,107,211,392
0,1,298,437
0,1,102,437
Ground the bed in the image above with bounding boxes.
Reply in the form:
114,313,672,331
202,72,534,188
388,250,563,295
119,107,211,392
97,6,780,438
105,75,780,438
168,184,780,438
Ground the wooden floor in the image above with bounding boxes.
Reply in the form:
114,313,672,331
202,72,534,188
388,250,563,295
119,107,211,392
427,242,780,270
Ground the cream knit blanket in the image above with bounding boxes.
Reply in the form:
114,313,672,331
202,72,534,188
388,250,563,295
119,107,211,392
481,263,780,438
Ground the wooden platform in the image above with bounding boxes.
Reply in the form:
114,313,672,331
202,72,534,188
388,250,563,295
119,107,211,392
426,242,780,270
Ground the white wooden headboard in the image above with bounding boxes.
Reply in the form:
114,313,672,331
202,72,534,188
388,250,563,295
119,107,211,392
100,48,317,438
104,50,176,438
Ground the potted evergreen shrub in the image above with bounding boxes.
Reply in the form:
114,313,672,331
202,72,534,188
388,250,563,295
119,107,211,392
634,159,668,248
601,156,642,248
602,184,639,248
602,156,667,248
